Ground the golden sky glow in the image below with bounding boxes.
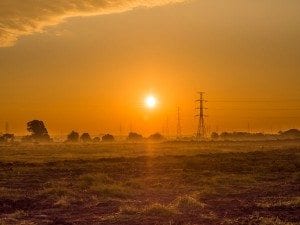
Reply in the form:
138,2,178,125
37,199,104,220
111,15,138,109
0,0,300,135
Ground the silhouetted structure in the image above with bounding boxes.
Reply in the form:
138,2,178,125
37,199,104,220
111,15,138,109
177,107,182,139
67,131,79,142
24,120,51,142
102,134,115,142
80,133,91,142
196,92,207,140
5,122,9,133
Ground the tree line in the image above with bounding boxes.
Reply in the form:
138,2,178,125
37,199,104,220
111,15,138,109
2,119,299,143
0,120,164,143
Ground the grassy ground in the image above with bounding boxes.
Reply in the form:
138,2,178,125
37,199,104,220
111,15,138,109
0,141,299,224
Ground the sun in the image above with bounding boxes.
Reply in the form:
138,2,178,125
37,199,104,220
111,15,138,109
145,95,157,109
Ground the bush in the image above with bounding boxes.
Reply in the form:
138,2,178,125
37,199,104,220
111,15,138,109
67,131,79,142
148,133,164,141
80,133,91,142
102,134,115,142
127,132,143,141
93,137,101,142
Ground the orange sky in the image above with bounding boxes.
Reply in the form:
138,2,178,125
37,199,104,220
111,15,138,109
0,0,300,136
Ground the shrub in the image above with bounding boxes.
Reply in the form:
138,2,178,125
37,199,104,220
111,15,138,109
148,133,164,141
127,132,143,141
102,134,115,142
93,137,101,142
80,133,91,142
66,131,79,142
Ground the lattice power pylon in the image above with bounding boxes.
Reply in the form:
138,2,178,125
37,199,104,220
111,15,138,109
196,92,207,140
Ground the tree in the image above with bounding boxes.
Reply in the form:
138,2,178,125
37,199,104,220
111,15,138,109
148,133,164,141
280,129,300,138
2,134,14,142
80,133,91,142
102,134,115,142
67,131,79,142
26,120,50,141
127,132,143,141
0,136,5,143
211,132,219,140
93,137,101,142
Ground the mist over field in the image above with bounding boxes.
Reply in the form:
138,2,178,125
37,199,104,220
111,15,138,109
1,0,300,224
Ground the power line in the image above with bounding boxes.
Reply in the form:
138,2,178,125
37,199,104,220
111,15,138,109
176,107,182,139
207,98,300,103
166,116,169,138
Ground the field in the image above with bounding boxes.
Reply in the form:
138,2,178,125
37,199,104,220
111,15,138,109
0,140,299,225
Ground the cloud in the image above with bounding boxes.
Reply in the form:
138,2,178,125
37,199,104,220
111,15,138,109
0,0,184,47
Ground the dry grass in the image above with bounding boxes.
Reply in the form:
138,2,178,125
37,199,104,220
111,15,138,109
0,141,299,224
173,195,206,214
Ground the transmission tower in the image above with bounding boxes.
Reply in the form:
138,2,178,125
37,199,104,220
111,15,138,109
177,107,182,139
196,92,207,140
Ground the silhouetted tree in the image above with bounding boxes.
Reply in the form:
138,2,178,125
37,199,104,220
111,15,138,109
102,134,115,142
26,120,50,141
127,132,143,141
211,132,219,140
0,136,5,143
279,129,300,139
93,137,101,142
80,133,91,142
148,133,164,141
218,131,269,141
3,134,14,142
67,131,79,142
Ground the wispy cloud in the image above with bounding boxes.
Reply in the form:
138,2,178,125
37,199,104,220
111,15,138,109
0,0,184,47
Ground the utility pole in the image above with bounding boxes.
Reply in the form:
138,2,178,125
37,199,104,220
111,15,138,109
177,107,182,139
129,122,132,133
166,116,169,138
5,122,9,134
196,92,207,140
119,124,122,136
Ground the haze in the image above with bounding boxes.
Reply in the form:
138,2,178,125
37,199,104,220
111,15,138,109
0,0,300,135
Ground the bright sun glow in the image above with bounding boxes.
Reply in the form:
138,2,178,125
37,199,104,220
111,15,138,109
145,95,157,108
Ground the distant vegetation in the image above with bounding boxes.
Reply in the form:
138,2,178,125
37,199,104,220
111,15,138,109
66,131,113,143
127,132,143,141
148,133,164,141
21,120,51,142
0,133,14,143
80,133,92,143
211,129,300,141
102,134,115,142
1,119,300,144
66,131,79,142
